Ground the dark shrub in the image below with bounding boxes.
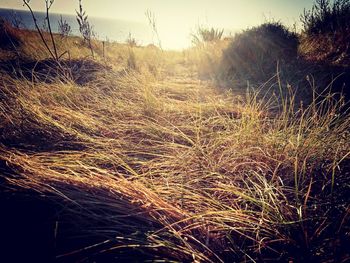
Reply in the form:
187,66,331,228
301,0,350,35
300,0,350,65
221,22,299,82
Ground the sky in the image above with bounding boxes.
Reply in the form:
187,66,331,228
0,0,316,49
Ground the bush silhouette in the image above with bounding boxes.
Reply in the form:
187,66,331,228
300,0,350,65
192,26,224,46
301,0,350,35
221,22,299,82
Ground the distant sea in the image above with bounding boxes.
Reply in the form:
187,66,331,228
0,8,154,46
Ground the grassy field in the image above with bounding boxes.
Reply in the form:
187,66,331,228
0,12,350,263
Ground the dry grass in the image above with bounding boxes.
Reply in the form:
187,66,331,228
0,27,349,262
299,31,350,65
